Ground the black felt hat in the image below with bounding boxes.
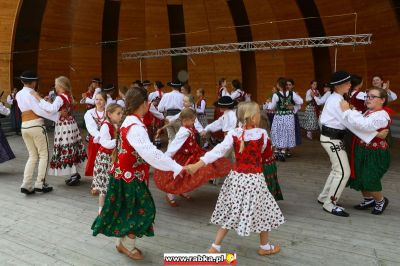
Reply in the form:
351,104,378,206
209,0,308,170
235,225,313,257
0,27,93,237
329,71,351,86
155,80,164,88
214,96,237,109
103,84,115,92
167,79,183,89
17,71,39,82
133,80,143,87
142,80,151,86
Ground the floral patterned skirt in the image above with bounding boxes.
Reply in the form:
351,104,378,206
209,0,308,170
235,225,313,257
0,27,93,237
210,170,285,236
263,163,283,201
300,104,319,131
153,150,232,194
49,118,87,176
271,114,296,149
91,176,155,238
92,151,112,196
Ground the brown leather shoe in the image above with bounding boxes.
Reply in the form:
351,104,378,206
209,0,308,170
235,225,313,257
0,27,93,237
116,243,144,260
257,244,281,256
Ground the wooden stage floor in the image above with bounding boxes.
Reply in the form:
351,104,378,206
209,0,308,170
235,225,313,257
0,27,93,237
0,134,399,266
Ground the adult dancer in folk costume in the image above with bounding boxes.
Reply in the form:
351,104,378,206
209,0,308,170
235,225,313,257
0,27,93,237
31,76,87,186
269,77,303,161
301,80,321,140
15,71,59,194
318,71,387,217
0,102,15,163
7,88,22,135
157,80,184,143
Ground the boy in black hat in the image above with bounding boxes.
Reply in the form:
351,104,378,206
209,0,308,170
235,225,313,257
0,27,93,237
318,71,383,217
158,79,184,142
201,96,237,185
15,71,59,194
202,96,237,136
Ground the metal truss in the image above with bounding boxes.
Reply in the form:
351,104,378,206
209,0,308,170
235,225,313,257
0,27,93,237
122,34,372,60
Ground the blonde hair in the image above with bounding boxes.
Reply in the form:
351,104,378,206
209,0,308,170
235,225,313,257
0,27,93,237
107,103,123,163
106,103,123,121
236,101,260,153
55,76,72,93
179,107,196,120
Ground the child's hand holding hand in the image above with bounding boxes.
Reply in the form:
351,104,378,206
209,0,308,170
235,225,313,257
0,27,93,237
184,160,206,175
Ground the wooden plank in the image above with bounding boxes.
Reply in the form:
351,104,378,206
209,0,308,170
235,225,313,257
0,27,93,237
1,134,400,265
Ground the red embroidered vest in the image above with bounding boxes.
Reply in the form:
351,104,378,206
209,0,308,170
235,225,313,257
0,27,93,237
233,134,264,174
355,110,391,150
58,94,74,121
195,98,205,113
111,122,149,183
179,127,201,156
99,121,115,155
350,90,367,113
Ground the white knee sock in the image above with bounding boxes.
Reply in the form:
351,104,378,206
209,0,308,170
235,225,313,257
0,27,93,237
260,243,273,250
121,236,136,251
211,243,221,252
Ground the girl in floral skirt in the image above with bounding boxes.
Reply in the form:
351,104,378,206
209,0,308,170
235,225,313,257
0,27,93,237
185,101,285,256
301,80,320,140
259,112,283,201
31,76,87,186
92,103,123,214
84,92,107,181
91,87,183,261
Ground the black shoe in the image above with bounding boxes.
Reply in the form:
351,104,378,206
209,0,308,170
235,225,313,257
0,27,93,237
34,184,53,193
324,206,349,217
65,173,81,184
354,200,375,210
67,174,81,186
371,198,389,215
318,200,343,207
21,188,35,195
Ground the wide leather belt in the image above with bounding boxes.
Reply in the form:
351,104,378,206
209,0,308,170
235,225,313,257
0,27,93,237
166,109,181,116
321,125,346,140
21,110,40,122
